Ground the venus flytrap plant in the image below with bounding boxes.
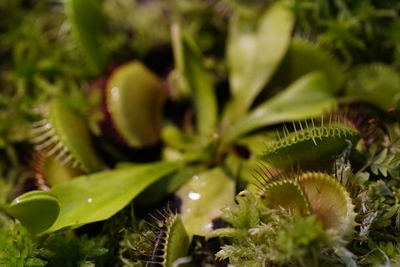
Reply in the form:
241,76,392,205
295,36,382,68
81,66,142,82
5,1,368,265
3,1,400,266
161,3,340,241
8,0,340,237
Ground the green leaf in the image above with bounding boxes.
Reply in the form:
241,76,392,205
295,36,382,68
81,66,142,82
7,191,60,235
173,24,218,136
45,162,178,234
176,167,235,237
223,71,335,143
222,1,294,126
8,162,178,234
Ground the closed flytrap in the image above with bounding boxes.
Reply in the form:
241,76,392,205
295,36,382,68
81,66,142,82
120,207,190,267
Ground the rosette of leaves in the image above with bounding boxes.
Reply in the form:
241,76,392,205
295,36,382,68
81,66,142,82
2,0,400,266
7,1,344,259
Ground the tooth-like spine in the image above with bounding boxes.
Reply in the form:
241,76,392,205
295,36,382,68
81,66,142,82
31,118,77,170
265,117,360,154
46,141,63,157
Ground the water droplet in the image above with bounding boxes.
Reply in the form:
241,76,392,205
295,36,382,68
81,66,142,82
204,223,213,231
188,192,201,200
111,87,120,101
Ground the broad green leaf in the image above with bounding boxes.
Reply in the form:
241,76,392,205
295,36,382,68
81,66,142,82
172,24,218,136
176,167,235,237
45,162,178,233
222,1,294,126
66,0,107,74
9,162,178,234
224,72,335,143
7,191,60,234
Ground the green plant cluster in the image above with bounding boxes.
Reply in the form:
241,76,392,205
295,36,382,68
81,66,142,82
210,191,351,267
0,214,107,267
1,0,400,266
204,118,400,266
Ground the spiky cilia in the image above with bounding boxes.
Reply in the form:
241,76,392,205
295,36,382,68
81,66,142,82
262,114,361,170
